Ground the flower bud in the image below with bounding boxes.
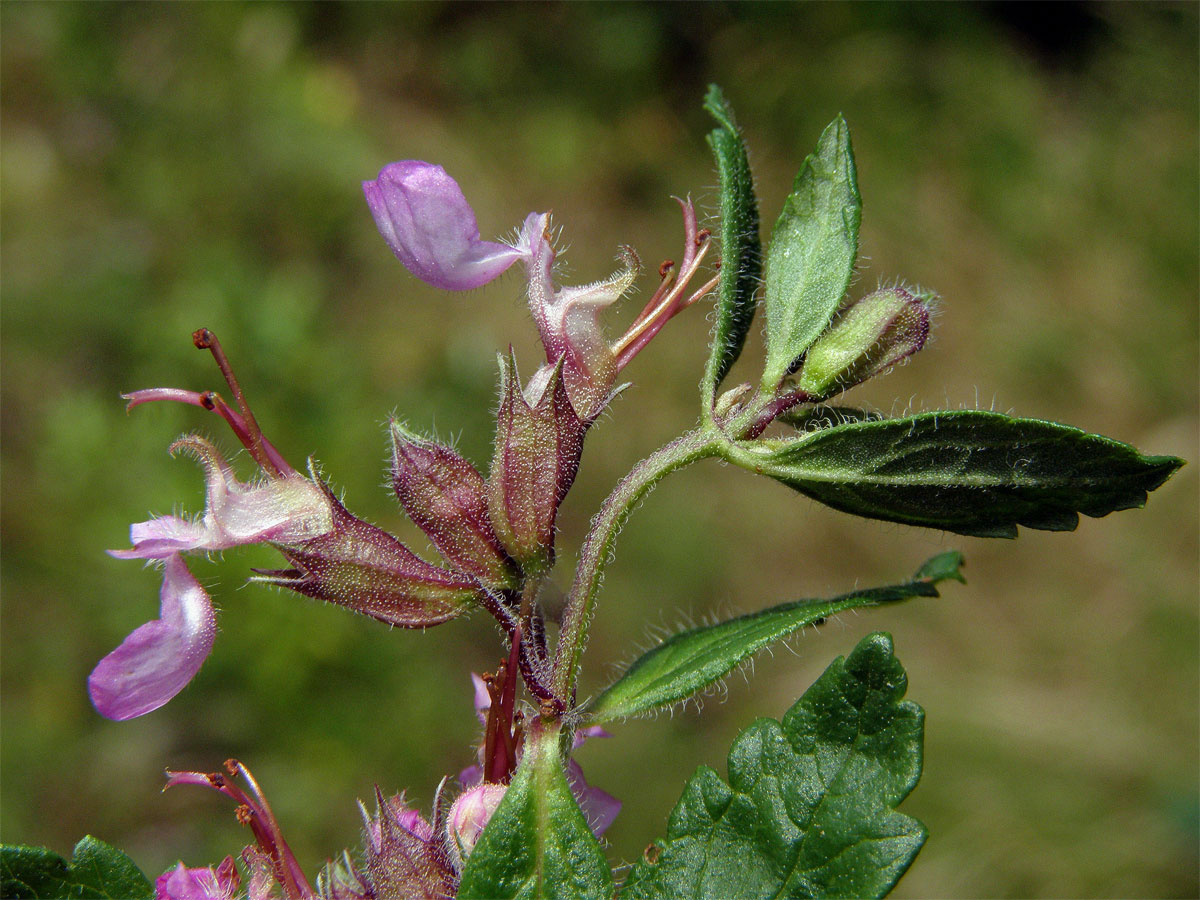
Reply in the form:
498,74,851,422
797,287,931,400
390,422,517,590
487,353,585,574
447,783,508,862
362,791,455,900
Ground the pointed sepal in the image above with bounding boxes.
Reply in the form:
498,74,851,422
487,353,585,574
255,474,480,627
391,421,518,589
361,790,457,900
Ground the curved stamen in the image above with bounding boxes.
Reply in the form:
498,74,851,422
122,388,294,476
612,236,715,369
193,329,284,477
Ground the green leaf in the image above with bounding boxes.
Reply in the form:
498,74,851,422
761,114,861,391
458,725,613,900
701,84,762,401
585,552,963,723
621,633,925,900
728,410,1183,538
777,405,882,431
1,837,153,900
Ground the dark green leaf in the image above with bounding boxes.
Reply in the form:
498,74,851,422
621,633,925,900
1,837,153,900
701,84,762,401
585,552,963,723
728,410,1183,538
761,115,861,390
458,727,613,900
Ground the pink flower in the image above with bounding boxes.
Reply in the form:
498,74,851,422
89,435,336,721
446,783,508,863
89,553,218,721
364,162,716,422
155,858,241,900
363,161,522,291
92,332,483,721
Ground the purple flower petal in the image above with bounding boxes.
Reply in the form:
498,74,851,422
109,437,335,563
364,161,521,291
566,759,621,837
573,724,613,749
471,672,491,721
88,554,216,720
155,858,240,900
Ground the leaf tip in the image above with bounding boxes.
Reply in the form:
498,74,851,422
913,550,966,586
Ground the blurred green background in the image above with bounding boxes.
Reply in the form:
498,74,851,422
2,3,1197,897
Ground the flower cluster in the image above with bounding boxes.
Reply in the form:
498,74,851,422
92,162,713,724
96,158,704,899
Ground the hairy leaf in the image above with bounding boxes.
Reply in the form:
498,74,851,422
761,115,861,390
585,552,963,723
1,837,153,900
728,410,1183,537
458,727,612,900
702,84,762,400
621,633,925,900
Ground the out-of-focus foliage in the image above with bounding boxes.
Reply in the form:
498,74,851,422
2,4,1195,897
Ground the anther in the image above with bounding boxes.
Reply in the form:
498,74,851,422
658,260,675,279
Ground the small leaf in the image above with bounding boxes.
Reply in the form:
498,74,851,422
1,836,153,899
620,633,925,900
701,84,762,401
728,410,1183,538
585,553,963,723
761,114,862,391
458,725,613,900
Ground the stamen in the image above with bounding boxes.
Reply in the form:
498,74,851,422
611,235,715,369
225,759,312,900
193,329,282,478
122,388,294,476
623,263,676,335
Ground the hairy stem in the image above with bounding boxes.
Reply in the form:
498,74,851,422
550,428,721,703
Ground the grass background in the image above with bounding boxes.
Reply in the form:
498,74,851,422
2,4,1197,897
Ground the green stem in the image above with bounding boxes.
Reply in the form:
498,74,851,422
551,427,722,702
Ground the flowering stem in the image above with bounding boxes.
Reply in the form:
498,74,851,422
515,575,557,704
550,428,722,704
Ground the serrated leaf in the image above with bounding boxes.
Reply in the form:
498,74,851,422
701,84,762,401
585,552,963,723
621,633,925,900
728,410,1183,538
1,836,153,900
761,115,862,390
458,725,613,900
